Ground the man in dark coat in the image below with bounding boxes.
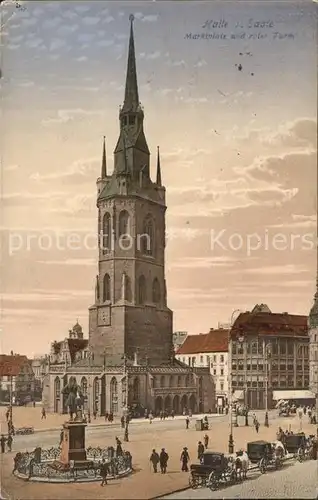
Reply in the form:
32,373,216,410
149,449,160,473
185,417,190,429
159,448,169,474
7,434,13,452
180,447,190,472
100,459,108,486
197,441,204,461
116,437,123,456
1,435,6,453
203,434,209,449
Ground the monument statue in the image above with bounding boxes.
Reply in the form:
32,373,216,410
62,376,83,421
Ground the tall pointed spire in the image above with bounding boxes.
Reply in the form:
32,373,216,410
122,14,139,112
156,146,162,186
101,136,107,178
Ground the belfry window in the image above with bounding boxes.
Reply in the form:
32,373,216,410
119,210,130,237
129,115,135,125
142,215,154,255
152,278,160,305
103,273,111,302
138,275,146,304
102,212,111,252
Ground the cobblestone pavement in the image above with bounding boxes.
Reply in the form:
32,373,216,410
161,460,318,499
1,409,316,500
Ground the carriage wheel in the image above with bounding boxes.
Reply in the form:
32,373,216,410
259,458,266,474
189,476,198,489
296,449,303,463
207,471,218,491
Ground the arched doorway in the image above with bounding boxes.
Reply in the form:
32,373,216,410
155,396,163,414
54,377,60,413
181,394,188,414
110,377,118,414
189,394,197,413
173,395,180,414
100,375,106,416
93,377,99,413
164,395,172,413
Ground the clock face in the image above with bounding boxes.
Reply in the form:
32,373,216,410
98,307,110,326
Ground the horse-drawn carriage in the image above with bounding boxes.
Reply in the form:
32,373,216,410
189,451,242,490
247,440,283,473
284,434,312,461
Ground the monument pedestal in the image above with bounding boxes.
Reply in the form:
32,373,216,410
60,420,87,464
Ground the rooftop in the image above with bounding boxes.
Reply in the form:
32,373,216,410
0,354,30,376
231,311,308,338
176,329,229,355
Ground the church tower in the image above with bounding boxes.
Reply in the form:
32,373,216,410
89,15,173,365
308,248,318,420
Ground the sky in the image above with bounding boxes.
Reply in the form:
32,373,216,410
0,0,317,357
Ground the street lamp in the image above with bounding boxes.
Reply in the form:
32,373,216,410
264,344,271,427
121,354,129,442
228,309,243,454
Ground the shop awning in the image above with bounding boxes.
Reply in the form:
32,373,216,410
233,390,244,401
272,390,315,401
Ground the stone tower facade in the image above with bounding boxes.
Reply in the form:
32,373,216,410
308,267,318,418
88,16,174,365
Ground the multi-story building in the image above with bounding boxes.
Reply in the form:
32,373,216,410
173,331,188,352
0,353,35,404
42,16,214,417
175,328,229,410
230,309,313,409
308,275,318,419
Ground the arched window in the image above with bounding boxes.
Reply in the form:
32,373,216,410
102,212,111,252
103,273,111,302
142,215,154,255
152,278,161,304
110,376,118,414
119,210,130,237
54,377,60,397
124,274,132,302
138,275,146,304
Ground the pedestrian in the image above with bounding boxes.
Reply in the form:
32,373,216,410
93,409,97,420
149,449,160,473
41,407,46,419
255,420,260,433
5,408,10,421
116,437,123,456
12,452,21,474
159,448,169,474
69,459,75,477
160,411,163,421
180,447,190,472
100,459,108,486
203,434,209,449
149,412,153,424
197,441,204,461
33,400,36,408
105,411,109,421
0,435,6,453
7,434,13,452
121,415,125,428
185,416,190,429
171,409,175,418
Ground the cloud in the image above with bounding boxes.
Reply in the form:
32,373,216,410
37,258,96,267
243,264,309,275
96,39,114,47
103,15,114,23
7,44,20,50
24,37,43,48
169,256,237,269
49,38,66,51
82,16,100,25
30,157,99,183
56,24,79,35
194,59,207,68
42,17,62,29
269,214,316,229
16,80,35,87
134,12,158,22
139,51,161,60
78,33,96,43
2,191,66,207
42,109,104,126
74,5,90,13
167,59,186,67
47,194,95,216
75,56,88,62
3,164,19,172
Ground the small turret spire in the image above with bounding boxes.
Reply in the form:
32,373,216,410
101,136,107,178
122,14,139,112
156,145,162,186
